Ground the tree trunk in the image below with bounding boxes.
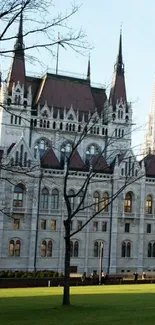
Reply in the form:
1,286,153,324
63,222,71,306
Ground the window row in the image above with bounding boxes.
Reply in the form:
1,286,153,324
8,240,155,259
31,119,108,136
124,192,154,214
115,128,124,138
121,160,138,178
10,115,21,125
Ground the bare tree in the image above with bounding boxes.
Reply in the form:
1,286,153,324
0,0,89,61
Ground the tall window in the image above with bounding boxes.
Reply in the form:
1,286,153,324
70,241,79,257
74,241,79,257
13,184,25,207
93,192,100,212
41,240,52,257
35,139,49,157
41,188,49,209
51,220,56,231
124,192,132,213
68,190,75,210
51,189,59,210
148,242,155,257
102,192,109,212
94,241,99,257
93,221,98,231
9,239,21,256
77,191,84,208
121,241,131,257
146,195,152,214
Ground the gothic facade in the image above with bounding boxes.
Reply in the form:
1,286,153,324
0,16,155,275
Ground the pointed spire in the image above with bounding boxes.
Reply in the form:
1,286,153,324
87,55,91,83
7,10,25,93
109,29,127,106
14,11,24,53
115,28,124,74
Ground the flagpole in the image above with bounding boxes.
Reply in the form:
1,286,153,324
56,32,60,75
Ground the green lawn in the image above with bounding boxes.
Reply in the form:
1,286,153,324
1,285,155,325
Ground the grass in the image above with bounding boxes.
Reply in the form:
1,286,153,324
1,285,155,325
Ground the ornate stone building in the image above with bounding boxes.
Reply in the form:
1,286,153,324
0,16,155,275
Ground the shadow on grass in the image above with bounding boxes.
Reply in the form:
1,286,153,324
1,290,155,325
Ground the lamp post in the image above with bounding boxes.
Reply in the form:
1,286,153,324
99,241,104,285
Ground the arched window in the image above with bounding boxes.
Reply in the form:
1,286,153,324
70,241,73,257
93,192,100,212
127,242,131,257
121,241,131,258
13,184,25,207
122,129,124,137
60,122,63,130
121,111,123,119
9,240,14,256
41,188,49,210
35,139,49,157
148,242,152,257
102,192,109,212
146,195,152,214
51,189,59,210
124,192,132,213
47,121,50,128
47,240,52,257
61,142,72,166
118,110,120,119
74,241,79,257
9,239,21,257
15,116,17,124
94,241,99,257
15,240,21,256
68,190,75,210
148,242,155,258
53,121,56,129
41,240,47,257
121,241,126,257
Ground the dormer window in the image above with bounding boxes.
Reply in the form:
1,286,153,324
35,138,49,157
61,142,72,166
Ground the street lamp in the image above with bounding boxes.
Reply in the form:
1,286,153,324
99,241,104,285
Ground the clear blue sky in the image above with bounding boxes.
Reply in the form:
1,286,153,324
2,0,155,155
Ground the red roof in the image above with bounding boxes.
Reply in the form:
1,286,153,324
34,73,106,112
91,154,111,173
91,87,107,112
110,72,127,106
8,53,25,94
41,148,60,169
69,150,86,170
143,154,155,177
